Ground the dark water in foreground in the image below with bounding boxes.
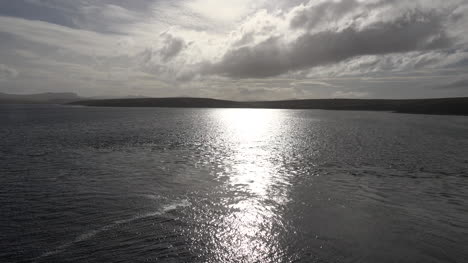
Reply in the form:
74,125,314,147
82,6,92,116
1,105,468,263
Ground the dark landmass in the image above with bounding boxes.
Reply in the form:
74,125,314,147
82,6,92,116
0,92,82,104
0,92,148,104
70,97,468,116
2,91,466,115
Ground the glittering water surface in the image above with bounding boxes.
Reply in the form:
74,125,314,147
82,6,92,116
1,105,468,263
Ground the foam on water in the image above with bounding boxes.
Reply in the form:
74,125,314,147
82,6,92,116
35,199,191,260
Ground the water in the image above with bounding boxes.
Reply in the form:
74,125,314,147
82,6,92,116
1,104,467,263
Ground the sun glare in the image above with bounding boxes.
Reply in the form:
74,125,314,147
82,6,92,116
210,108,291,261
218,108,276,142
186,0,255,22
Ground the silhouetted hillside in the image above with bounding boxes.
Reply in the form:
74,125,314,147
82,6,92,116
71,97,240,108
0,92,81,104
70,97,468,116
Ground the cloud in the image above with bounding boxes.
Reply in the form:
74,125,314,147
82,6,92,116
0,0,156,33
437,78,468,89
289,0,375,30
0,16,123,56
159,34,186,62
185,0,262,22
0,0,467,100
203,9,452,78
332,90,369,98
0,64,18,81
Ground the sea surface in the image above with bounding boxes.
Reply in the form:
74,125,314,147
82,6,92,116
1,104,468,263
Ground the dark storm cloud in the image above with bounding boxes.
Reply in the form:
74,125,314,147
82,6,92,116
204,10,452,78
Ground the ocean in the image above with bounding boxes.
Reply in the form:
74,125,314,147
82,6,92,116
1,104,467,262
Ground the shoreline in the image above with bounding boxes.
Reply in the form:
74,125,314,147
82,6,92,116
68,97,468,116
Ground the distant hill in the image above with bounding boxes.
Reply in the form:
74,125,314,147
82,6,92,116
0,92,152,104
0,92,82,104
71,97,240,108
70,97,468,116
86,95,150,100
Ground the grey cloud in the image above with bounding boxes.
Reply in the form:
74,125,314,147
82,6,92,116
0,0,155,33
0,64,19,81
0,1,78,28
205,10,452,78
290,0,362,29
289,0,396,30
159,34,185,62
233,32,255,47
206,37,287,78
437,79,468,89
1,0,467,100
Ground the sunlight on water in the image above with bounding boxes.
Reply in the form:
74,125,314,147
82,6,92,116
219,108,276,141
210,109,292,262
2,106,468,262
216,109,288,196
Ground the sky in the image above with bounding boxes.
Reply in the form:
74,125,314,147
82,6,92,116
0,0,467,100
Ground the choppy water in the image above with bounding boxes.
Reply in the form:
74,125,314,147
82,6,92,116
1,104,468,263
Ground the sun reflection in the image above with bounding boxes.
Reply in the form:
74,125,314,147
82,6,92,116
218,108,277,142
208,109,293,262
216,109,284,196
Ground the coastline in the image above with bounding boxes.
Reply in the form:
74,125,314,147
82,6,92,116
68,97,468,116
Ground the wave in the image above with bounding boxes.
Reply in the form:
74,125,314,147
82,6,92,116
35,199,191,261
